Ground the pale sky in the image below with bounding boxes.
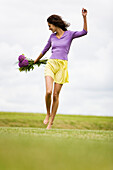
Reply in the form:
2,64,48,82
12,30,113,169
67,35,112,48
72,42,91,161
0,0,113,116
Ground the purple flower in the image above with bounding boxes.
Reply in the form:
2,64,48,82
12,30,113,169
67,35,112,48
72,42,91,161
18,55,25,62
22,59,29,66
18,62,23,68
18,59,29,67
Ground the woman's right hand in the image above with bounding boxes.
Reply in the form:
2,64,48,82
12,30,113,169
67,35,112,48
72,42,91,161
34,53,43,64
34,59,38,64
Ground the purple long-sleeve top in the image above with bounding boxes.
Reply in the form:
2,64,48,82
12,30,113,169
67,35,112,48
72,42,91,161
41,29,87,60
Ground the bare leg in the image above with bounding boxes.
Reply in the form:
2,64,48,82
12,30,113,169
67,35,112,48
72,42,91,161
43,76,54,125
47,82,63,129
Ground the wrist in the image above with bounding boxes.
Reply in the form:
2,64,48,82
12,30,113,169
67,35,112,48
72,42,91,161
83,16,87,19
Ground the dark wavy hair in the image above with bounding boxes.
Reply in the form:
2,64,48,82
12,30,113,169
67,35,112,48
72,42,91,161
47,14,70,31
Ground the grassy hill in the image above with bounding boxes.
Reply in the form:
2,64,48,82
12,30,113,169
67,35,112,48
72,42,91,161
0,112,113,170
0,111,113,130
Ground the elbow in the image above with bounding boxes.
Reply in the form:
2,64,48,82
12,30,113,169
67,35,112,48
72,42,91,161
85,31,88,35
83,29,88,35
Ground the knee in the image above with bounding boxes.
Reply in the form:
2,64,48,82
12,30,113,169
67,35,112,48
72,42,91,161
46,90,52,97
53,92,59,101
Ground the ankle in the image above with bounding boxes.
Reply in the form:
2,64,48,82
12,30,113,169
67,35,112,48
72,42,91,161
47,113,50,116
49,120,53,125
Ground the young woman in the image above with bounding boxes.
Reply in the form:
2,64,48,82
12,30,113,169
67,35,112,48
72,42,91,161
34,8,88,129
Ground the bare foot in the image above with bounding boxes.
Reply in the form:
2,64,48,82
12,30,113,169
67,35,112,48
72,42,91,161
46,122,53,129
43,114,50,125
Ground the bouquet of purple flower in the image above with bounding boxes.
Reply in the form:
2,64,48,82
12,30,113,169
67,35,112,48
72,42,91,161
18,54,47,72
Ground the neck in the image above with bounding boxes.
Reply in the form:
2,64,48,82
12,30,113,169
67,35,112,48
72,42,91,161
56,28,64,35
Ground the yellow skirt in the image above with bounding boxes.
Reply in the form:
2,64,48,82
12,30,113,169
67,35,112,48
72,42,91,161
44,59,69,84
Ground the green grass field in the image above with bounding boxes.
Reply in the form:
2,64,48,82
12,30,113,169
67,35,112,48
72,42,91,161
0,112,113,170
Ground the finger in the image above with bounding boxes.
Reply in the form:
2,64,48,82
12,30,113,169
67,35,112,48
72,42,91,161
83,9,87,13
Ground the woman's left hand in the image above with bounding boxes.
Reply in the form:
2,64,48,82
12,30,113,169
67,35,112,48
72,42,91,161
82,8,87,17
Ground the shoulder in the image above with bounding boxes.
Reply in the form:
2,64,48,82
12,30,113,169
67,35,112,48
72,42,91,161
67,30,77,34
46,33,55,42
50,33,56,37
48,33,56,40
66,30,76,35
65,30,76,38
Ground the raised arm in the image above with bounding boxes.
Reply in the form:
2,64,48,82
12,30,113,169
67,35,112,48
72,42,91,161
71,8,88,39
82,8,87,32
